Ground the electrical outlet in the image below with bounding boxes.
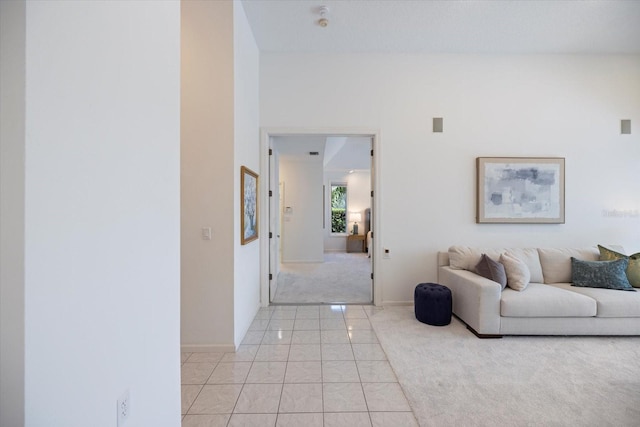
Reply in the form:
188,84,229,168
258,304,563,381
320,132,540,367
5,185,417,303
117,389,130,426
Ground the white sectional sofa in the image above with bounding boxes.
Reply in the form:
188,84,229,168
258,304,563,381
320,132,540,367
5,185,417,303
437,246,640,337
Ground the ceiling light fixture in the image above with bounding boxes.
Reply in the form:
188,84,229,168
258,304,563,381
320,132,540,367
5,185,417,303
318,5,329,27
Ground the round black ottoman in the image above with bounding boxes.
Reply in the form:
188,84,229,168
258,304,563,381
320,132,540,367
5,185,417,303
414,283,452,326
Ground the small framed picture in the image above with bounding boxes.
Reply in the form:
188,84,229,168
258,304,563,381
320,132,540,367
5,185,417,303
241,166,258,244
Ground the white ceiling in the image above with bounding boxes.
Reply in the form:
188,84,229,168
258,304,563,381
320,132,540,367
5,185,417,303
241,0,640,54
273,135,371,172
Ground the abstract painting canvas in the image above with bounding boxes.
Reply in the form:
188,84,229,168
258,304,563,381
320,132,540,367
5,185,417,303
241,166,258,244
477,157,565,224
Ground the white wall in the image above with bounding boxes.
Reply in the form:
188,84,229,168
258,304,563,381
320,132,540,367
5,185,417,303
233,1,261,348
0,1,25,424
181,0,235,351
261,53,640,304
182,0,260,350
280,158,324,262
324,171,371,252
22,1,181,425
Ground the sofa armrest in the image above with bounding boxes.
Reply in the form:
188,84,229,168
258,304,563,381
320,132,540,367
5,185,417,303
438,266,502,335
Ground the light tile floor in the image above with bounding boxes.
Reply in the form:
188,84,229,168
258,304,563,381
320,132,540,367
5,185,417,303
181,305,419,427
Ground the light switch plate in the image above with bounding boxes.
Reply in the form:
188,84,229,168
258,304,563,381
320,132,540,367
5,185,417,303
202,227,212,240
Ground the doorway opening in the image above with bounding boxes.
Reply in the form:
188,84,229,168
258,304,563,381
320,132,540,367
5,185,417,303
264,132,377,305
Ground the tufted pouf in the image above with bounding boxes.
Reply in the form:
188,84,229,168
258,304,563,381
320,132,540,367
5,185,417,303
414,283,452,326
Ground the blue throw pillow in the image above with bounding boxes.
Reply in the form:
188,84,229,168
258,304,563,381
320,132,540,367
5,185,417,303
571,257,636,291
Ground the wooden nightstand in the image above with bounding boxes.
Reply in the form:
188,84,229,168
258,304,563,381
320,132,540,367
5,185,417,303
347,234,366,253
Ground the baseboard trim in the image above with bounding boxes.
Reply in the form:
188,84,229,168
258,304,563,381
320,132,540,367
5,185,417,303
181,344,236,353
382,301,413,306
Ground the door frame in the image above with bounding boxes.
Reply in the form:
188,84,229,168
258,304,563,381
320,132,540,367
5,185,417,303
259,127,382,307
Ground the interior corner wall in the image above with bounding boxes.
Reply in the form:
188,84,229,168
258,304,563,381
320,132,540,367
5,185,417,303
260,53,640,304
0,1,26,425
182,0,236,351
280,158,324,263
22,1,181,425
346,171,372,235
324,171,371,252
233,1,261,348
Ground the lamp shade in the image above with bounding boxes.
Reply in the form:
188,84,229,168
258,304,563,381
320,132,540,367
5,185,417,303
350,212,362,223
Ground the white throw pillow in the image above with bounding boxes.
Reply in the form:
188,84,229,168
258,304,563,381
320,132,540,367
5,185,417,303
500,252,531,291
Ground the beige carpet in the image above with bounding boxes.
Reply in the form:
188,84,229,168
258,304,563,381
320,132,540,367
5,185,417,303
273,252,372,304
369,306,640,427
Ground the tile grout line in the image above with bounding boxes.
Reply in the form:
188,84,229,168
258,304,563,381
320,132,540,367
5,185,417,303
276,307,295,422
182,352,220,417
225,307,273,426
320,310,327,422
348,307,375,426
182,305,419,426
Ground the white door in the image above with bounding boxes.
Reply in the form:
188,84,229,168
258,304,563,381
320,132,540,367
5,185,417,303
268,141,280,301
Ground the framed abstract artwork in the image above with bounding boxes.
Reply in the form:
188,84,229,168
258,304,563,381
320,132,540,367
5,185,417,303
241,166,258,244
476,157,565,224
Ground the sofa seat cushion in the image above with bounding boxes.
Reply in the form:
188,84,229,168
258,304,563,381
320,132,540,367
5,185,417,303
500,283,596,318
549,283,640,318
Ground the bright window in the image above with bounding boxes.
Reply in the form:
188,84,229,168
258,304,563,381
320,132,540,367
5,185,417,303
331,184,347,234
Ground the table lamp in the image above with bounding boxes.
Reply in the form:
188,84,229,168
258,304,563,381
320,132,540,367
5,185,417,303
350,212,362,235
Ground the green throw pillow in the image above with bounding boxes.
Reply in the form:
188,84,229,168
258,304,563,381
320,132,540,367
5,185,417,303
598,245,640,288
571,257,635,291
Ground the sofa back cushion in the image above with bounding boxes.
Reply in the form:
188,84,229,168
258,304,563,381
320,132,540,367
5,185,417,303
537,247,599,283
448,246,543,283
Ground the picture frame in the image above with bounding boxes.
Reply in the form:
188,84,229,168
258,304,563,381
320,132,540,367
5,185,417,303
476,157,565,224
241,166,259,244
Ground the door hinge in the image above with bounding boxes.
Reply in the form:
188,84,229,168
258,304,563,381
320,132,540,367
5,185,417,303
370,149,374,157
269,232,273,238
269,190,273,197
370,190,374,198
370,273,374,280
269,148,273,155
370,232,373,239
269,273,273,280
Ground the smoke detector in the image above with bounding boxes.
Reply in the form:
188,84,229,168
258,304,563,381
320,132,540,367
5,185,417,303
318,6,329,27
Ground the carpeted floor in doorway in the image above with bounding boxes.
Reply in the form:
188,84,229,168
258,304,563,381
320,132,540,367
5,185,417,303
273,252,372,304
369,306,640,427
